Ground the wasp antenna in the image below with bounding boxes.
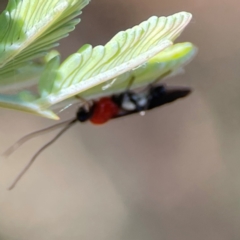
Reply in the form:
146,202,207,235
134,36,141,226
3,119,76,158
8,118,78,190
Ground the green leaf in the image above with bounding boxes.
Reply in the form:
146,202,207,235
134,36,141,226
0,50,61,94
37,11,192,108
0,11,195,119
0,0,90,73
0,62,43,94
0,91,59,119
78,42,197,100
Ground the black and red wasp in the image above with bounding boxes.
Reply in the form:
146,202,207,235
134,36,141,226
4,82,191,189
77,84,191,124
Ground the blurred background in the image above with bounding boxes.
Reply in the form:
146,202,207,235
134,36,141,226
0,0,240,239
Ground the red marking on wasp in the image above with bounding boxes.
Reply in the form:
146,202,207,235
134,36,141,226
90,97,119,124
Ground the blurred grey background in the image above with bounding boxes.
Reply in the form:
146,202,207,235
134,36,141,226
0,0,240,240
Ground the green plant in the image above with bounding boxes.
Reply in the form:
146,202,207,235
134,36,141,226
0,0,196,119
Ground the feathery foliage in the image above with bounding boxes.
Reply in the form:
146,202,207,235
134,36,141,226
0,0,196,119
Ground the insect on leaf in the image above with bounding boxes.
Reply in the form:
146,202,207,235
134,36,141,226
0,10,194,119
36,12,193,109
